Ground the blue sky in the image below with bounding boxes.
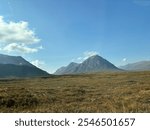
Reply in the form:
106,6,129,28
0,0,150,73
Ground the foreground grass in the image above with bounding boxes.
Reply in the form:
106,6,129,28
0,71,150,112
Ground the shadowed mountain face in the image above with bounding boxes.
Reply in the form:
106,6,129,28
120,61,150,71
0,54,33,66
0,54,49,78
54,55,120,75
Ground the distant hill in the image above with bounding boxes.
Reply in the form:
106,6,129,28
120,61,150,71
54,55,121,75
0,54,49,78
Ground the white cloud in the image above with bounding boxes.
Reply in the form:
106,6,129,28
31,60,45,68
83,51,99,60
77,57,82,60
0,16,41,53
3,43,38,53
73,51,99,63
37,45,43,49
122,58,127,62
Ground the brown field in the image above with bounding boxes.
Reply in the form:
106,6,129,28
0,71,150,113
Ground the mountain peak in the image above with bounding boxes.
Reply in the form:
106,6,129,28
86,55,104,60
88,54,100,58
69,62,78,65
54,55,120,75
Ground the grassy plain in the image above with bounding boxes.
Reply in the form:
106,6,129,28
0,71,150,112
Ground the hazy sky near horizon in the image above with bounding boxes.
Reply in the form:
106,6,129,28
0,0,150,73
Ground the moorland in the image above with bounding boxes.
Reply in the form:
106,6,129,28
0,71,150,112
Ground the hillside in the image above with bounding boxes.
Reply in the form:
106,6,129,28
0,64,49,78
0,54,49,78
0,54,33,66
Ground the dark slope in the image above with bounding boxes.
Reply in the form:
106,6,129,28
0,64,49,78
0,54,33,66
0,54,49,78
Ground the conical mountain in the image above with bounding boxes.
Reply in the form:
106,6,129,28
76,55,119,73
54,55,120,75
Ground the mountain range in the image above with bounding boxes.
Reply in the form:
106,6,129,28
120,61,150,71
54,55,121,75
0,54,49,78
0,53,150,77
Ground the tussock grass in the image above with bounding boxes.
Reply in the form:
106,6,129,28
0,71,150,112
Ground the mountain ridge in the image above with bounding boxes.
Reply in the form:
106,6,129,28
0,54,49,78
0,54,34,67
54,55,121,75
120,61,150,71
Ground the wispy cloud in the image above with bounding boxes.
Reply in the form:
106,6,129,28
72,51,99,63
0,16,41,54
31,60,45,68
3,43,40,53
122,58,127,62
134,0,150,6
83,51,99,59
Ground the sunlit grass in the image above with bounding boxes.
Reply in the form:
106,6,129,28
0,71,150,112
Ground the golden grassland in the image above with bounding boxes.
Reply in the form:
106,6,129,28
0,71,150,112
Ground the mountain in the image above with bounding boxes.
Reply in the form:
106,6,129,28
120,61,150,71
0,54,49,78
0,54,33,66
55,62,79,74
54,55,121,75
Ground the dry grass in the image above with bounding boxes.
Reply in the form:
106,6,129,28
0,71,150,112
